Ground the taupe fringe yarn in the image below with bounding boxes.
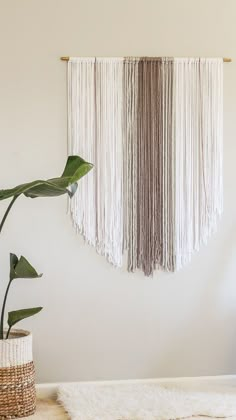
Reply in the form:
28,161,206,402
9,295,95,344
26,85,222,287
68,57,223,276
0,330,36,419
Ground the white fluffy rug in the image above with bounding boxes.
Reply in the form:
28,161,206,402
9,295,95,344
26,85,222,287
58,382,236,419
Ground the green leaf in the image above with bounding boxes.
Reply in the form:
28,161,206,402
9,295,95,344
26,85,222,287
8,307,43,329
0,155,93,201
10,254,42,281
10,253,18,281
61,155,92,184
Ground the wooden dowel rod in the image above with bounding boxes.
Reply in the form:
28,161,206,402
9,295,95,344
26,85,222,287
60,56,232,62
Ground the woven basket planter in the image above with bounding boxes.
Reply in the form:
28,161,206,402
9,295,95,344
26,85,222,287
0,329,36,419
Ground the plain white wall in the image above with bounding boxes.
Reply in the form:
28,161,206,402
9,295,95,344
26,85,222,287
0,0,236,383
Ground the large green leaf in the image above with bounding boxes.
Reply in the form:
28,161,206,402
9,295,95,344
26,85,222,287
8,307,43,329
10,253,42,281
0,155,93,201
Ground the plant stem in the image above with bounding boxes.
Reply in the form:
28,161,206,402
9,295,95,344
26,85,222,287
0,279,11,339
0,195,19,339
6,325,11,339
0,195,19,234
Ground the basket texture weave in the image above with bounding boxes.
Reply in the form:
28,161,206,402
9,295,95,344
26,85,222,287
0,330,36,419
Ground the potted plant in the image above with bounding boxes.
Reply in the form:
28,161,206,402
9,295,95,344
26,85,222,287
0,155,93,418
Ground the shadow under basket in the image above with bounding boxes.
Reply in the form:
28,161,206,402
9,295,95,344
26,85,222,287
0,329,36,419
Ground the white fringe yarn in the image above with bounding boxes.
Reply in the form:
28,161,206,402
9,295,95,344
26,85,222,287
67,57,223,275
173,58,223,269
68,58,124,267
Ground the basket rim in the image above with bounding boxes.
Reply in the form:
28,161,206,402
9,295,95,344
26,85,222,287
2,328,31,341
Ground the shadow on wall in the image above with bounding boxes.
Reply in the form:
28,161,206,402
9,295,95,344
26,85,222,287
155,223,236,377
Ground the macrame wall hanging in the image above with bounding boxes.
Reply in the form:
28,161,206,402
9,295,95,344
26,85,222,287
66,57,223,276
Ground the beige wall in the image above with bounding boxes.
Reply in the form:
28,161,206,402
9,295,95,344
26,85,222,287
0,0,236,383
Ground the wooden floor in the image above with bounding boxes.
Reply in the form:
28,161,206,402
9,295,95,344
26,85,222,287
22,399,69,419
